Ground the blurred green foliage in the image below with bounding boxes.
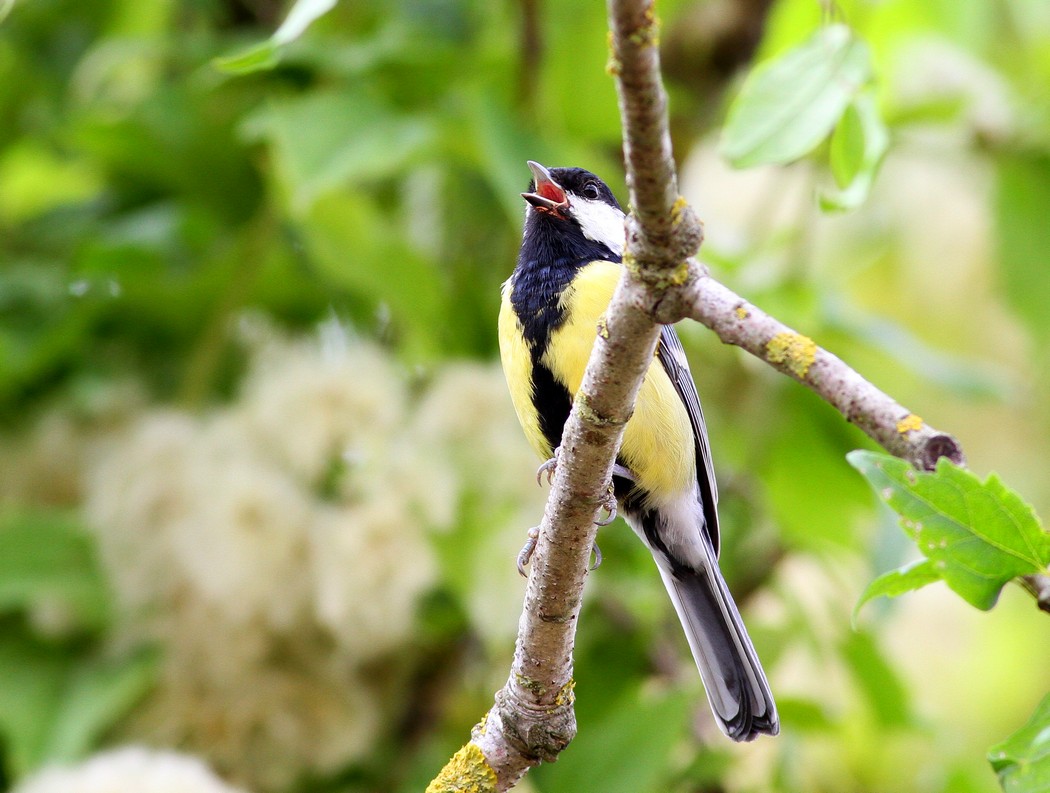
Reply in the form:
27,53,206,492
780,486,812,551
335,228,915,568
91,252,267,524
0,513,155,782
1,0,1050,792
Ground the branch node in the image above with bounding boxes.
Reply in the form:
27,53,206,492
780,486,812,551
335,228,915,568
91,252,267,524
670,196,704,259
576,390,631,428
626,8,659,47
605,31,622,75
496,684,577,763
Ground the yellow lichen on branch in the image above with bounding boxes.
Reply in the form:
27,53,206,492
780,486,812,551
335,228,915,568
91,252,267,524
896,414,925,434
425,743,498,793
554,678,576,707
765,331,817,379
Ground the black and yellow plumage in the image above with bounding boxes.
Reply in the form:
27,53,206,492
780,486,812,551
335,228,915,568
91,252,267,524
498,161,778,741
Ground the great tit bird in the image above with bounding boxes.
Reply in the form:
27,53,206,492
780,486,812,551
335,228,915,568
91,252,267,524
498,161,778,741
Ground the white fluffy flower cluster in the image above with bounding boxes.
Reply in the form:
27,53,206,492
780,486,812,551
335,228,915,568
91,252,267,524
12,747,251,793
74,320,542,789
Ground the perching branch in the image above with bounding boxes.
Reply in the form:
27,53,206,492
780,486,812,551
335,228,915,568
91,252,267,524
427,1,696,788
428,0,976,789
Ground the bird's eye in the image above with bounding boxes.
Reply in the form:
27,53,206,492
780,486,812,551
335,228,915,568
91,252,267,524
582,182,601,200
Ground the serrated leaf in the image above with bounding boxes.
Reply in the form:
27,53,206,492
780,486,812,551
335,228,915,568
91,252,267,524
988,693,1050,793
853,558,941,623
721,24,873,168
848,451,1050,611
820,90,889,211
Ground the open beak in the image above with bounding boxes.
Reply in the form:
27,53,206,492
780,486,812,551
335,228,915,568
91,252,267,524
522,160,569,216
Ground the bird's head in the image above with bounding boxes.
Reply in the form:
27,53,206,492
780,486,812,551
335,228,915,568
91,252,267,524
521,161,625,258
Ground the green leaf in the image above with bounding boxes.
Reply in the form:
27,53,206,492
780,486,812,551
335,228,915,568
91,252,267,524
847,451,1050,611
39,649,158,764
996,153,1050,342
213,0,336,74
212,41,280,75
840,629,912,728
854,558,940,623
242,90,435,212
830,101,866,188
303,191,448,358
775,696,838,733
988,693,1050,793
761,388,871,551
0,628,156,779
820,90,890,211
0,629,72,777
0,511,111,631
721,24,873,168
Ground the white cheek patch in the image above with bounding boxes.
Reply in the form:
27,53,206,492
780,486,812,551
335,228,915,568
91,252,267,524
573,199,626,257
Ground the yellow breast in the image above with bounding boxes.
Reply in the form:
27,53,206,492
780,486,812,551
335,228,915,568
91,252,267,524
530,260,697,502
498,280,550,460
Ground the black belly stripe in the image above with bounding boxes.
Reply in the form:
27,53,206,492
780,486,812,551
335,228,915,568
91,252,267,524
531,360,573,454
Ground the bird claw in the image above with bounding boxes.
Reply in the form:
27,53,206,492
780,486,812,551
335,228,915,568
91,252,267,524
520,457,625,576
589,541,603,571
595,483,618,526
535,448,561,486
517,527,540,577
516,528,602,575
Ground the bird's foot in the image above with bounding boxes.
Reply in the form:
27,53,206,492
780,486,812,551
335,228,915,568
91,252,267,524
516,527,603,575
589,541,603,571
535,447,561,486
517,527,539,577
595,482,618,526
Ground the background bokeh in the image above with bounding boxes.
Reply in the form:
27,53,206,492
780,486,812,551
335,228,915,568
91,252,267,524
1,0,1049,791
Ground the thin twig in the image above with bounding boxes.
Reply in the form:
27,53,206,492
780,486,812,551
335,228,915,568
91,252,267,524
657,265,965,471
1020,573,1050,614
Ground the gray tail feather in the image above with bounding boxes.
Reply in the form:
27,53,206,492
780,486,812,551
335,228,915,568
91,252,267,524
656,561,779,741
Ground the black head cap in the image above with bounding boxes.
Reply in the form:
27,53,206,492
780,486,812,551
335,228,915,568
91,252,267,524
519,161,626,264
522,162,622,217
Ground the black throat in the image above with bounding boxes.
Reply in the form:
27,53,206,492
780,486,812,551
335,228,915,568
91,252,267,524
510,212,622,452
511,212,622,349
